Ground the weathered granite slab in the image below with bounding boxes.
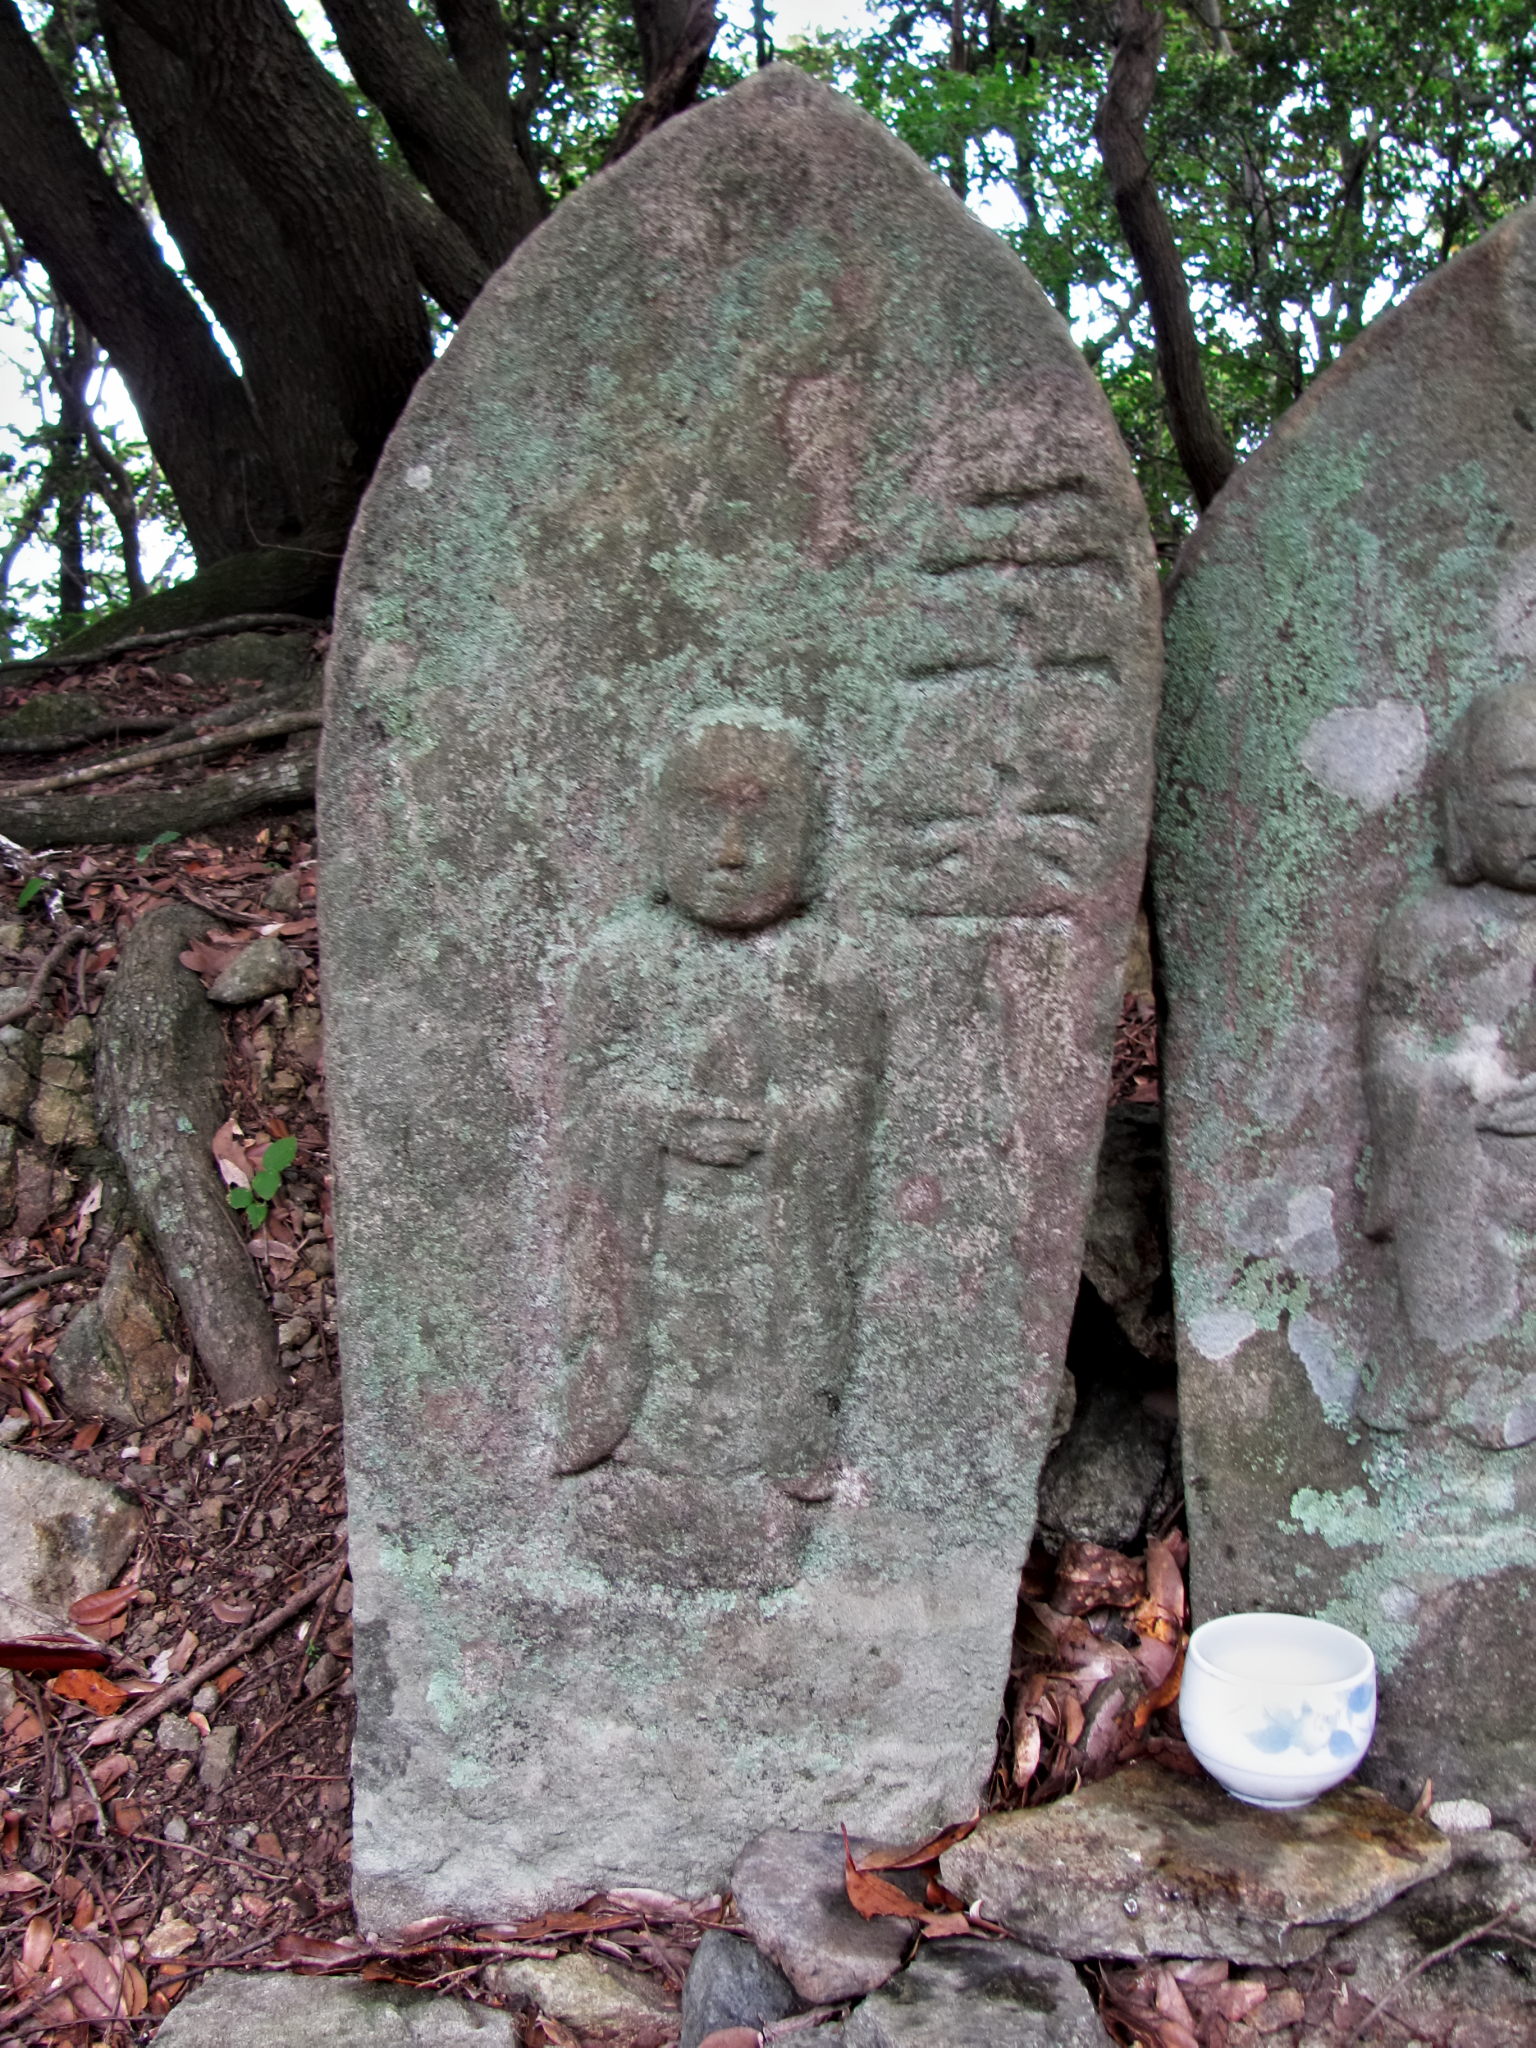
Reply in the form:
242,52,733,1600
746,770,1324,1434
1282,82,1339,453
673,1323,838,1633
842,1940,1102,2047
151,1974,518,2046
731,1831,923,2003
321,63,1159,1927
940,1763,1453,1964
1155,201,1536,1830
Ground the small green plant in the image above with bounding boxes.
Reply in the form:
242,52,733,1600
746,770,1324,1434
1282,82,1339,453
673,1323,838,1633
16,876,46,910
227,1134,298,1231
136,830,180,863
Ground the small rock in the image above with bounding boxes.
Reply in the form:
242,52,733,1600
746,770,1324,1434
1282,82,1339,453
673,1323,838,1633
208,935,304,1006
305,1243,335,1277
193,1682,221,1714
844,1941,1103,2047
1428,1799,1493,1833
278,1315,314,1350
1036,1371,1177,1550
157,1715,202,1756
50,1235,187,1426
151,1970,519,2044
0,1445,141,1632
289,1005,323,1066
201,1722,239,1790
52,1015,93,1059
941,1762,1455,1965
483,1951,678,2046
0,1414,27,1444
0,919,25,952
29,1065,98,1147
304,1650,342,1697
163,1814,189,1843
682,1931,802,2048
732,1830,923,2004
165,1755,194,1789
0,1024,37,1122
263,870,304,913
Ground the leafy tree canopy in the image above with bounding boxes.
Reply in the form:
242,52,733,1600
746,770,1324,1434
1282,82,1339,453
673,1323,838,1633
1,0,1533,654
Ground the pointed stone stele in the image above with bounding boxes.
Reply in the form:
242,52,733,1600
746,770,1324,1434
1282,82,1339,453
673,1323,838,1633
941,1763,1454,1966
321,63,1160,1929
1155,201,1536,1831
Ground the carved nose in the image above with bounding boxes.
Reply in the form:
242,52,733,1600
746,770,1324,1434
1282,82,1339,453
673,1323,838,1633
716,820,747,868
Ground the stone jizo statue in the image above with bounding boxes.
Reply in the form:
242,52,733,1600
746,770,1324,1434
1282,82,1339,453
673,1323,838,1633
554,710,885,1580
1363,677,1536,1446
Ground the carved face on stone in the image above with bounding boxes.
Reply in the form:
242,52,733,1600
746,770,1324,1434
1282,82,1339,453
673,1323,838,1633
656,718,816,929
1446,679,1536,890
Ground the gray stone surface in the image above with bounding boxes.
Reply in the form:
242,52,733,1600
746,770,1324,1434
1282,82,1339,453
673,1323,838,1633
941,1762,1453,1965
208,934,304,1005
1035,1375,1177,1549
843,1941,1102,2048
321,63,1159,1930
0,1022,37,1122
481,1953,677,2045
681,1930,802,2048
1156,199,1536,1830
1318,1827,1536,2045
151,1972,518,2046
51,1234,187,1426
0,1443,140,1625
732,1831,922,2004
168,630,319,695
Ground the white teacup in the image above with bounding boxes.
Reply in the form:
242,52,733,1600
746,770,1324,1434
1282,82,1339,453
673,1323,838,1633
1180,1612,1377,1809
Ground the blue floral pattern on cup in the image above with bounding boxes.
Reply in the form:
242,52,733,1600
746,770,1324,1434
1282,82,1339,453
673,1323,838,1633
1245,1684,1375,1762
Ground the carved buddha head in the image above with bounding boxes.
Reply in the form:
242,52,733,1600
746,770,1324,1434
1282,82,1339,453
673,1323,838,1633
655,712,817,930
1445,677,1536,891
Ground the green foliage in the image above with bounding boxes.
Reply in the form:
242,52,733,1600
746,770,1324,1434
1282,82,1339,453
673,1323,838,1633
15,874,45,909
227,1135,299,1233
135,830,180,864
792,0,1536,550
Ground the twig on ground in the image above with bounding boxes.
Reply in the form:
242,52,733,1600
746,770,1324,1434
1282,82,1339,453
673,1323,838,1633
68,1748,110,1839
87,1554,346,1749
0,613,326,679
1346,1901,1527,2040
0,1263,91,1310
0,709,321,798
173,879,294,929
0,923,90,1025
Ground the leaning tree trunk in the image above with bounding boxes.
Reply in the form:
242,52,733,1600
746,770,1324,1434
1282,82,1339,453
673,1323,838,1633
1094,0,1235,509
0,0,293,563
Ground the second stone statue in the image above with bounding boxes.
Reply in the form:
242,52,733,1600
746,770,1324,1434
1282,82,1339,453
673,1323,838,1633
320,64,1160,1927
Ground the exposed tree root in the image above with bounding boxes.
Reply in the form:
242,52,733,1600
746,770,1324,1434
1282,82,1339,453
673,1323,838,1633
94,900,284,1408
0,741,317,847
1,610,330,678
0,708,321,798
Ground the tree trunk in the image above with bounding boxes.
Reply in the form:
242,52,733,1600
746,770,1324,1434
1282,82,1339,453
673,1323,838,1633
101,3,359,544
323,0,547,266
607,0,720,162
433,0,514,135
0,0,292,564
1094,0,1234,508
111,0,433,483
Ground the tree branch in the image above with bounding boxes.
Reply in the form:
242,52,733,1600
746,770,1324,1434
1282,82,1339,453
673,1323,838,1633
1093,0,1235,507
322,0,546,265
0,0,291,563
605,0,719,163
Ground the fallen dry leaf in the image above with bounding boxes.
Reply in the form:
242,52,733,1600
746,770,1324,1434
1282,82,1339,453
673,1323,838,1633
210,1114,254,1189
209,1595,255,1626
67,1586,135,1627
110,1800,143,1837
143,1917,198,1963
698,2032,760,2048
0,1869,45,1895
49,1667,131,1715
0,1635,112,1674
842,1829,924,1923
858,1810,980,1871
1055,1540,1146,1614
21,1913,52,1976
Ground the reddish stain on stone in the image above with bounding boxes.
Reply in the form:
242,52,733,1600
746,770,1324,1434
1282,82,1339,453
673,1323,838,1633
894,1173,945,1224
